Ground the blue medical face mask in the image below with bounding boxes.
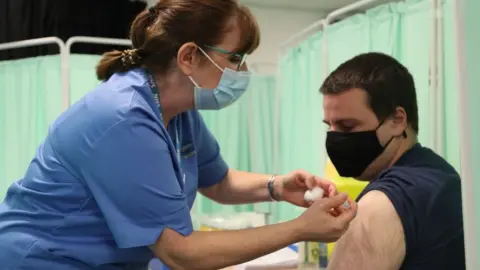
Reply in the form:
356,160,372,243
189,46,251,110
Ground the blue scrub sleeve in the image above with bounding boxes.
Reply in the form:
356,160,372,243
80,116,193,249
195,113,229,188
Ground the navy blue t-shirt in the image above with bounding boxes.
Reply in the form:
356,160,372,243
357,144,465,270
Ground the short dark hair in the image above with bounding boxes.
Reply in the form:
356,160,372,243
320,52,419,133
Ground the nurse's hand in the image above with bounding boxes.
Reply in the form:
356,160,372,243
275,169,337,207
294,192,357,243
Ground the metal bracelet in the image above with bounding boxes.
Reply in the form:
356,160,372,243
267,175,279,201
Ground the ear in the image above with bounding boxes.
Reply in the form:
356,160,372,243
176,42,201,76
391,106,408,136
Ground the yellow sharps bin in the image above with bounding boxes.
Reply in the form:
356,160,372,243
324,159,368,258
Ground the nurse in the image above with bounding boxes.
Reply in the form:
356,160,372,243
0,0,357,269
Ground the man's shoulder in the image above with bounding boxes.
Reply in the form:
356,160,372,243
360,162,461,218
361,144,461,203
357,148,463,257
384,144,461,187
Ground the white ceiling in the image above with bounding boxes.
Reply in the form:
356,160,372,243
239,0,362,12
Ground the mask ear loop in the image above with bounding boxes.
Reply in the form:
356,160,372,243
378,112,409,138
383,136,395,149
376,118,407,149
196,46,224,72
188,46,223,89
375,119,387,130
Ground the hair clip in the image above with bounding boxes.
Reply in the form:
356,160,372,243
121,49,138,67
148,6,157,15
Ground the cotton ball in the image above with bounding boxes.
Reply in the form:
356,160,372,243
304,187,325,202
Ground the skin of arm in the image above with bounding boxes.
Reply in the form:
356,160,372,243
150,192,355,270
327,190,406,270
151,221,302,270
199,169,280,204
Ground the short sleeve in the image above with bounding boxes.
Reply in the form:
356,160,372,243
80,116,193,249
358,175,419,254
194,112,229,188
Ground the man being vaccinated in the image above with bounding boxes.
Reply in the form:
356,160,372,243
322,52,465,270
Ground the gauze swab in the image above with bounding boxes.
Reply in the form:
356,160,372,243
304,187,351,209
303,187,324,202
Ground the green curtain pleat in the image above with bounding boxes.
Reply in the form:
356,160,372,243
276,32,325,223
0,56,63,198
197,92,251,215
367,3,402,55
69,54,102,105
196,74,278,216
441,0,461,171
248,75,276,174
462,0,480,258
325,14,370,70
397,0,433,149
246,75,276,215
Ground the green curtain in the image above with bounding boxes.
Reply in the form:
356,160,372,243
324,0,432,148
325,14,370,71
366,1,431,148
0,53,100,199
196,88,252,215
276,0,438,223
368,4,401,55
195,74,277,217
397,0,432,149
69,54,102,105
245,75,277,216
0,55,63,198
441,0,461,171
276,32,325,223
248,75,276,175
462,0,480,262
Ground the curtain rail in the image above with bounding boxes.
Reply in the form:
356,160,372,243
278,20,325,51
0,37,69,111
64,36,132,107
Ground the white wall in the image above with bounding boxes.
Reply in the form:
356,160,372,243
247,6,323,74
146,0,157,7
145,0,324,74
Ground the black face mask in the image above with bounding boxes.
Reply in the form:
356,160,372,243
325,122,397,178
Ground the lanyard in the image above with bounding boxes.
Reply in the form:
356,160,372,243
147,73,185,184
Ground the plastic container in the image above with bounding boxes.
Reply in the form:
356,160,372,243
298,241,328,268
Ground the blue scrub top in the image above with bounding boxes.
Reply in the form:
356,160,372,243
0,68,229,269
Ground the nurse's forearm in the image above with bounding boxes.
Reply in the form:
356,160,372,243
200,169,281,204
153,220,302,270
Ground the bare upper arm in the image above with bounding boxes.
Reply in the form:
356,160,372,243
327,190,406,270
198,170,229,201
149,228,189,269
